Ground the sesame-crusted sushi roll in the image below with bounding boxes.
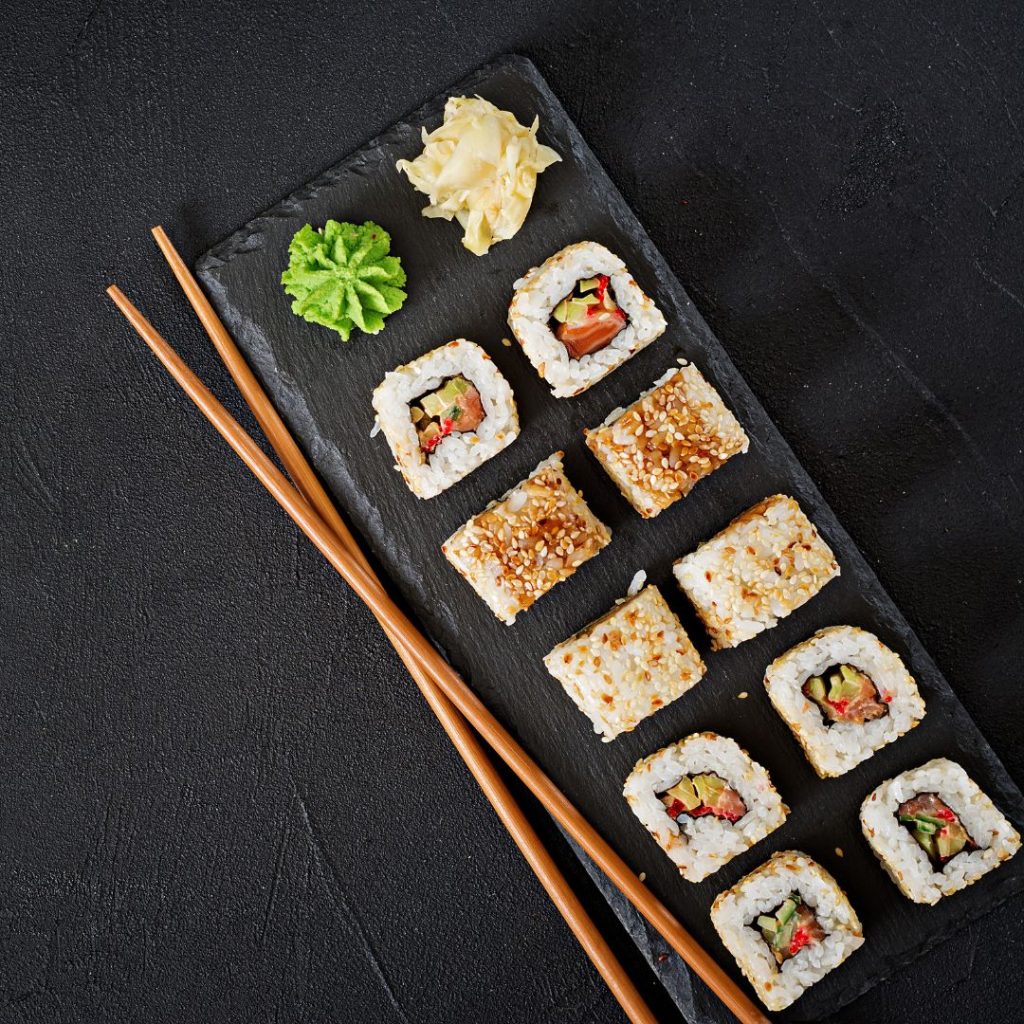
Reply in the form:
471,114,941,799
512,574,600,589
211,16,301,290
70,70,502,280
584,361,749,518
860,758,1021,905
372,339,519,499
710,850,864,1012
764,626,926,778
544,584,705,741
673,495,840,649
623,733,787,881
507,241,666,398
442,453,611,625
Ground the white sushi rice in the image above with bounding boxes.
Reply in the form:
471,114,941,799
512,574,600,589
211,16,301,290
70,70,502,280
674,494,840,649
710,850,864,1012
585,361,749,518
623,733,788,882
371,339,519,499
544,586,705,741
860,758,1021,905
764,626,926,777
442,453,611,625
507,241,667,398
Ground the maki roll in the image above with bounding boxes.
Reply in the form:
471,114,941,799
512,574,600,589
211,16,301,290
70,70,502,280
507,241,666,398
860,758,1021,904
673,494,840,649
372,340,519,498
544,584,705,741
442,453,610,625
710,850,864,1012
584,361,749,518
623,733,787,881
764,626,926,777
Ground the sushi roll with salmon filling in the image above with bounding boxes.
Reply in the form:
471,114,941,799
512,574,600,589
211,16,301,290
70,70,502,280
623,733,788,882
372,340,519,499
544,585,705,741
508,241,666,398
860,758,1021,904
710,850,864,1012
764,626,926,777
673,495,840,649
442,453,610,625
585,360,749,518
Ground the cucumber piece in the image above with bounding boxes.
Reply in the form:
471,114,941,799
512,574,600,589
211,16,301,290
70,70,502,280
552,299,570,323
756,915,777,934
776,897,797,926
916,831,938,859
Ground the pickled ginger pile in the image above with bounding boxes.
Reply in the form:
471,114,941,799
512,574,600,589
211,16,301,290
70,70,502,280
396,96,561,256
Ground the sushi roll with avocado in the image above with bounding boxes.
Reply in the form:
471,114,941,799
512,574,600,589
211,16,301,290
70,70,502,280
673,495,840,649
507,241,666,398
764,626,926,777
860,758,1021,904
623,733,787,881
584,361,749,518
372,340,519,499
710,850,864,1012
544,585,705,741
442,453,610,625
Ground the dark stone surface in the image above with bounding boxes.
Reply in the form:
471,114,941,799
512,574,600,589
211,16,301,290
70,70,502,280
2,3,1022,1023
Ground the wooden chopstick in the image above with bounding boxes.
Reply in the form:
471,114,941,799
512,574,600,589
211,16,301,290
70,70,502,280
147,227,658,1024
107,283,770,1024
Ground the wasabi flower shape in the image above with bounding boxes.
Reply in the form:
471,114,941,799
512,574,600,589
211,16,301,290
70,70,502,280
281,220,407,342
396,96,561,256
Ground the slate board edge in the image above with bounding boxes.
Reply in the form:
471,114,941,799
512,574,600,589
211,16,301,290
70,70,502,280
194,53,1024,1024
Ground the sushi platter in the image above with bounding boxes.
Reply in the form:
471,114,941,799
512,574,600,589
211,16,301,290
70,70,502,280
196,56,1024,1022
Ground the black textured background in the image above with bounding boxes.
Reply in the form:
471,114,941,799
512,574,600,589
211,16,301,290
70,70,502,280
3,3,1023,1023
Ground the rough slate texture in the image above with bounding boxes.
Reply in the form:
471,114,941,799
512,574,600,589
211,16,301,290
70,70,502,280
2,3,1023,1023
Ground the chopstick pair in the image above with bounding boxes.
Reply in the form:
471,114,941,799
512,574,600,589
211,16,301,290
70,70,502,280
107,227,770,1024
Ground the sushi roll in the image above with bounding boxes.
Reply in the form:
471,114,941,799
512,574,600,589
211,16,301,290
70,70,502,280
673,495,840,649
544,584,705,741
623,733,787,881
710,850,864,1012
764,626,926,777
442,453,610,625
507,241,666,398
372,339,519,499
860,758,1021,905
584,361,748,518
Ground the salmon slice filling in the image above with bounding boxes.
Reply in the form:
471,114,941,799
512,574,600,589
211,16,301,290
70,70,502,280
756,894,826,965
658,772,747,824
550,274,628,359
410,375,485,454
897,792,977,865
802,662,890,725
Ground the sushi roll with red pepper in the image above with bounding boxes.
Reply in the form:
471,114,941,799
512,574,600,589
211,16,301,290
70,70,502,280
372,340,519,499
764,625,926,777
623,733,787,881
710,850,864,1012
507,241,666,398
860,758,1020,904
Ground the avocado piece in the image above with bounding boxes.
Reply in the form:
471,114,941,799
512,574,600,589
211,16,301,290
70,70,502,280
693,774,726,806
552,298,570,323
441,376,470,398
915,819,938,835
420,390,452,417
566,298,592,322
773,915,797,951
419,421,442,445
664,776,701,812
916,830,938,859
577,293,600,306
839,664,865,684
827,672,845,701
756,915,778,934
578,277,600,292
935,829,965,860
838,677,863,702
410,406,425,423
806,676,826,701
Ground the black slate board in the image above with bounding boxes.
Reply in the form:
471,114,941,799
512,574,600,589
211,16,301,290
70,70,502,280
196,56,1024,1023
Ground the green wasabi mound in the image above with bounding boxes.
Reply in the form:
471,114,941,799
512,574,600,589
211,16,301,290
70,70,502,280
281,219,407,342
